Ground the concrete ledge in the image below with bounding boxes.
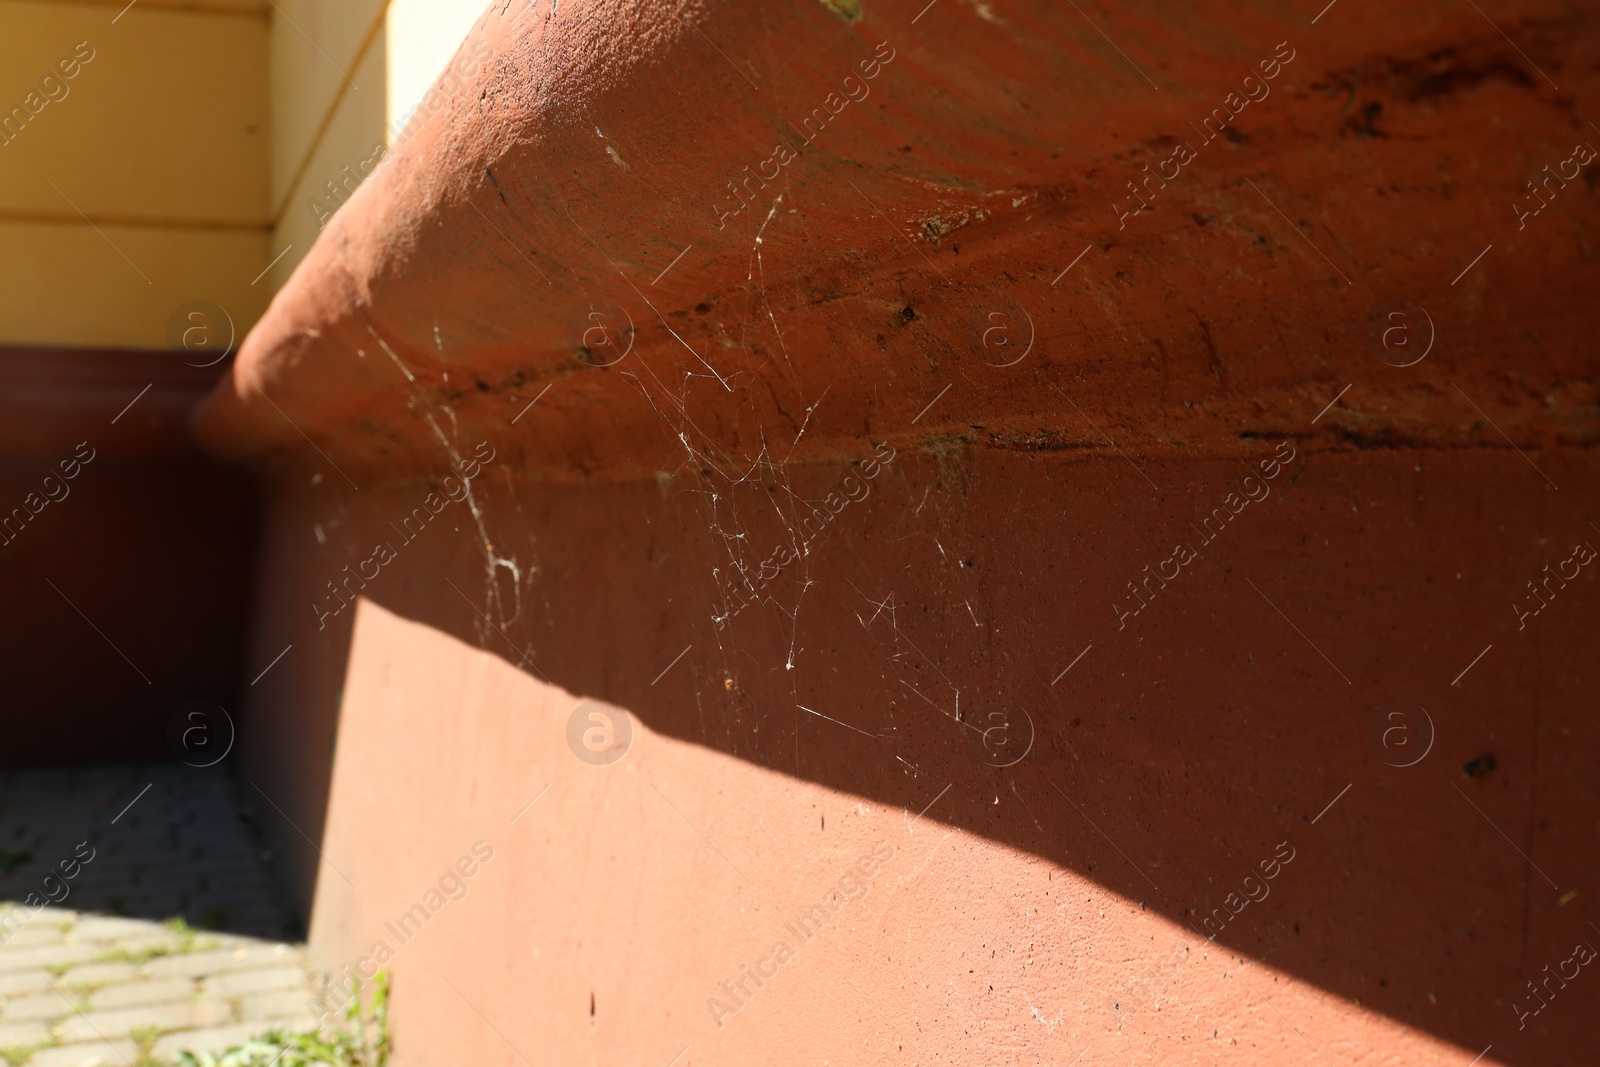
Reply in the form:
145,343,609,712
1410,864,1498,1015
187,3,1600,1067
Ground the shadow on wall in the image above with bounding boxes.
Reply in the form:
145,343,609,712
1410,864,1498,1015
247,438,1599,1067
0,348,261,766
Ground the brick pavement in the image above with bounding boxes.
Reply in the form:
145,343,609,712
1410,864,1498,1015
0,763,319,1066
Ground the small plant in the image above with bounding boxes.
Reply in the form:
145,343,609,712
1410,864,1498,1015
165,916,206,952
0,1044,48,1067
0,848,33,874
132,1024,164,1067
173,971,389,1067
164,916,200,941
92,918,214,967
95,945,167,965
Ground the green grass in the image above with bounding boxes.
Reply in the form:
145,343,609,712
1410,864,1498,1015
0,1044,48,1067
92,916,216,966
172,972,389,1067
131,1025,164,1067
163,916,203,950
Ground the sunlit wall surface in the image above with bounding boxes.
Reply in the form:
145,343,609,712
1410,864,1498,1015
0,0,485,350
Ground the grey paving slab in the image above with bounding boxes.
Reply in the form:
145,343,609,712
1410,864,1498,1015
0,931,61,951
61,922,146,945
0,1020,50,1047
0,973,51,997
0,763,318,1064
25,1041,138,1067
141,946,299,980
0,762,296,941
148,1019,306,1062
0,947,98,975
54,966,136,990
199,966,306,999
2,994,76,1022
236,991,313,1023
101,934,182,958
52,1001,228,1043
85,979,195,1011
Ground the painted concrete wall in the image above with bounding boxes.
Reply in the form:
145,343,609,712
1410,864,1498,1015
0,349,259,764
241,447,1600,1067
195,1,1600,1065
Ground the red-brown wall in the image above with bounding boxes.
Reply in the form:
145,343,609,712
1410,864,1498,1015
0,348,259,767
200,2,1600,1064
241,439,1598,1067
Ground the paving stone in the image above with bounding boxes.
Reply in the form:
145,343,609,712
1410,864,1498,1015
0,908,70,927
26,1040,139,1067
149,1019,306,1061
0,764,296,945
0,764,314,1060
87,978,196,1010
56,964,137,988
101,934,182,958
66,920,153,944
185,934,258,951
0,927,65,949
0,908,74,928
52,1000,228,1042
0,946,98,975
0,971,51,996
4,991,77,1020
141,947,294,980
0,1019,50,1046
238,990,315,1022
201,966,306,999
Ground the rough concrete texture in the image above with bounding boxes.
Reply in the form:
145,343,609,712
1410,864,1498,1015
195,0,1599,477
238,445,1596,1067
195,1,1597,1066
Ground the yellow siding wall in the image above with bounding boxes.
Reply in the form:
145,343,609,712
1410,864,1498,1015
0,0,270,348
0,0,485,344
266,0,388,289
386,0,488,135
268,0,486,290
270,17,387,290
